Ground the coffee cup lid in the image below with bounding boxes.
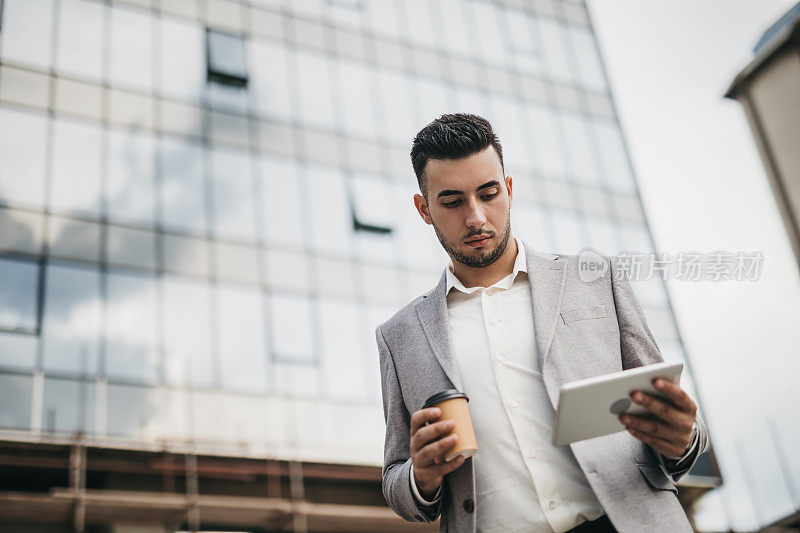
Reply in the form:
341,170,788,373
423,389,469,409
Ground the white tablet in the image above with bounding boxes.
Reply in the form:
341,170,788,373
552,361,684,446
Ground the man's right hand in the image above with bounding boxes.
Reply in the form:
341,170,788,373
410,407,467,500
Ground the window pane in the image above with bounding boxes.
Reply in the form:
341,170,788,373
159,17,205,101
217,285,268,392
106,383,159,436
162,276,214,387
561,112,601,185
0,257,38,332
0,257,38,369
269,294,315,363
351,175,398,264
550,209,587,254
249,40,293,122
412,76,451,128
260,155,306,250
585,216,622,255
513,204,553,252
47,216,101,262
159,135,207,235
401,0,438,49
106,226,156,270
505,8,543,74
207,30,248,84
486,95,532,174
104,271,158,382
50,118,103,218
0,374,32,430
319,299,366,401
306,166,353,257
56,0,104,81
109,6,154,91
42,377,95,433
210,147,257,242
295,50,335,130
41,263,101,374
0,108,48,209
362,304,396,401
537,17,574,85
0,0,55,69
593,119,635,193
350,175,394,229
392,181,446,271
526,105,568,179
505,8,538,53
454,85,488,117
336,59,377,137
365,0,401,40
569,26,606,93
273,362,319,397
437,0,472,58
469,0,510,67
107,128,156,227
377,68,417,144
0,206,44,255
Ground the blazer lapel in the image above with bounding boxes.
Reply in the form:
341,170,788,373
525,243,567,373
415,271,463,392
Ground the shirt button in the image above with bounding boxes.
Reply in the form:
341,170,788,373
549,501,557,510
511,400,519,408
528,451,536,459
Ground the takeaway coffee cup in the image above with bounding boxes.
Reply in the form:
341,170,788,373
423,389,478,461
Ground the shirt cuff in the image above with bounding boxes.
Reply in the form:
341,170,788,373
663,420,699,468
409,460,442,506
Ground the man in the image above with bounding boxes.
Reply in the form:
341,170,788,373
376,114,708,532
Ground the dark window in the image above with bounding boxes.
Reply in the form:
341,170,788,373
206,28,248,87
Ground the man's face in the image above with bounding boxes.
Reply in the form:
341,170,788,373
414,146,513,268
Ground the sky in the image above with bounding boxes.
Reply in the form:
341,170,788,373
587,0,800,530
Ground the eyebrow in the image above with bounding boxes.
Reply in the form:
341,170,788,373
437,180,501,199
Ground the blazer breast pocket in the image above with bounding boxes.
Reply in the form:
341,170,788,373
560,304,607,324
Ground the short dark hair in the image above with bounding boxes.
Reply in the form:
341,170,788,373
410,113,504,198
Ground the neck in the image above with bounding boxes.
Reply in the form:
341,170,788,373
451,235,518,288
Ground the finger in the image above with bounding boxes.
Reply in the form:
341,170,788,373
427,454,466,478
620,414,690,450
411,407,441,436
629,391,693,429
411,419,454,454
626,427,686,459
418,433,458,466
652,379,697,414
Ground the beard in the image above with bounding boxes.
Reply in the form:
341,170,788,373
432,213,512,268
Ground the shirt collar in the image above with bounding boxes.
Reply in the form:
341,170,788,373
446,238,527,295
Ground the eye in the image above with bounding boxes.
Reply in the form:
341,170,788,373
442,199,461,208
481,192,499,201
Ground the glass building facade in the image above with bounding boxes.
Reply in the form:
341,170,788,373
0,0,697,467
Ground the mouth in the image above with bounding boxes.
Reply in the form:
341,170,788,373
464,235,492,248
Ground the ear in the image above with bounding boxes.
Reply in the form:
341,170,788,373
413,193,433,225
505,175,513,206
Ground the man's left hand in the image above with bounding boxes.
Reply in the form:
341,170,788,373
618,378,697,460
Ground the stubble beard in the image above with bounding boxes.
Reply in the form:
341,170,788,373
433,213,512,268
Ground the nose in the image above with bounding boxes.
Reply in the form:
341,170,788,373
464,196,487,229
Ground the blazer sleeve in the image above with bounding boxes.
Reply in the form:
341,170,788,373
376,325,442,523
609,257,710,482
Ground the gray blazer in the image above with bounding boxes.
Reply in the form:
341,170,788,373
376,243,709,532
